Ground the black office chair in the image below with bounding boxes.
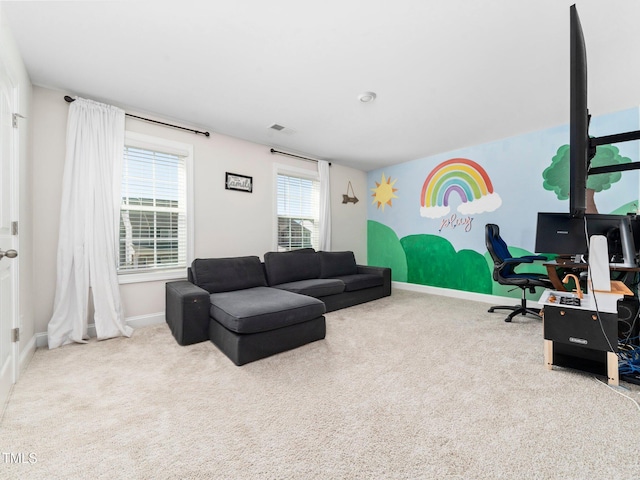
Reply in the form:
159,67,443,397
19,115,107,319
485,223,552,322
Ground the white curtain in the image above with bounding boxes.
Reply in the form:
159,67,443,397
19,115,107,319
318,160,332,251
47,97,133,349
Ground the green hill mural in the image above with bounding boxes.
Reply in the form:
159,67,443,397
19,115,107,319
367,221,407,282
368,220,555,299
400,234,492,294
611,201,639,215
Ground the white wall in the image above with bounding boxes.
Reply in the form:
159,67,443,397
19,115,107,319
329,165,367,263
31,86,367,336
0,5,34,365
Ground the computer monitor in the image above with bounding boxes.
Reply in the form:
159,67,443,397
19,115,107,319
535,212,638,267
585,214,637,267
535,212,588,258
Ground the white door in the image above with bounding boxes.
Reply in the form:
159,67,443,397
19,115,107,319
0,63,18,409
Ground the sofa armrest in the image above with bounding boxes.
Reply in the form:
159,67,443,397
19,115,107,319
357,264,390,277
356,265,392,295
165,281,211,346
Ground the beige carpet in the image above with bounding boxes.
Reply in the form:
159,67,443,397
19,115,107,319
2,289,640,479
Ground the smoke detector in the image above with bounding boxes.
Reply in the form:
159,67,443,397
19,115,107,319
358,92,377,103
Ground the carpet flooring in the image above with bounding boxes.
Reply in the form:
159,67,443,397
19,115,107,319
2,289,640,479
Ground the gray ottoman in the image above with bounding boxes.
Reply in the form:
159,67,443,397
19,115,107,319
208,286,326,365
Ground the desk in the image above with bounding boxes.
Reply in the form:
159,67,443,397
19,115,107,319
543,261,640,292
540,289,621,385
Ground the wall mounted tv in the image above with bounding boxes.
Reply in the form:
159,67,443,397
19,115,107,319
568,4,640,218
569,4,589,217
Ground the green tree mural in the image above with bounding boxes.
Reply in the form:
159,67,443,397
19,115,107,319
542,144,631,213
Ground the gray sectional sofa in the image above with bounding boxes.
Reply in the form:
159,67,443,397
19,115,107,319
165,250,391,365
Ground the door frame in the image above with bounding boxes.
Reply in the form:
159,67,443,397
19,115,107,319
0,60,20,410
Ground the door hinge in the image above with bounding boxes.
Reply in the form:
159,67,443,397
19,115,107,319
11,221,18,236
12,328,19,343
12,113,25,128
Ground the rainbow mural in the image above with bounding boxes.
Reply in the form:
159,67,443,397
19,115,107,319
420,158,502,218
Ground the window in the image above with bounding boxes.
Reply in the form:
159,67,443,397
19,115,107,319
118,132,193,283
276,170,320,251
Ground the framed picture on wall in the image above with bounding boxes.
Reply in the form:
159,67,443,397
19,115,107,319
225,172,253,193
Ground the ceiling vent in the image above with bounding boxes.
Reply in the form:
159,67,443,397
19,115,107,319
269,123,286,131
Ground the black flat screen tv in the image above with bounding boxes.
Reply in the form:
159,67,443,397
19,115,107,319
569,4,590,218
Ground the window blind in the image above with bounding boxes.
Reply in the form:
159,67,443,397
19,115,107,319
119,146,187,272
277,173,320,251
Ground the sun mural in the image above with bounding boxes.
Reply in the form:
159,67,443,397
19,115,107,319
371,174,398,211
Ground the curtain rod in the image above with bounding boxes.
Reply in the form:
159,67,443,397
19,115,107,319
270,148,331,166
64,96,210,137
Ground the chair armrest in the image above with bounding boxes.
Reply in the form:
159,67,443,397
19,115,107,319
165,281,211,346
501,255,547,264
501,257,534,265
519,255,548,262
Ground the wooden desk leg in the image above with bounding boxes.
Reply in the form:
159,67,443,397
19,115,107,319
545,265,567,292
607,351,619,386
544,340,554,370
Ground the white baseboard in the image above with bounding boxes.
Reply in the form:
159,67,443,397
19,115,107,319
125,312,166,329
34,312,166,349
30,285,539,350
18,333,37,374
392,281,542,309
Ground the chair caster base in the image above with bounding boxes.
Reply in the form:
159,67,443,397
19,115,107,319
488,305,542,323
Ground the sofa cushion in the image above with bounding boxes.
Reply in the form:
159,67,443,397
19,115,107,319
272,278,345,297
290,248,316,254
333,274,384,292
319,251,358,278
264,250,320,286
209,286,326,334
192,256,267,294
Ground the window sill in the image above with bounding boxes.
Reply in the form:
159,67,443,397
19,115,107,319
117,268,188,285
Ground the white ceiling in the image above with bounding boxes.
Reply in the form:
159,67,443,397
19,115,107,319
4,0,640,171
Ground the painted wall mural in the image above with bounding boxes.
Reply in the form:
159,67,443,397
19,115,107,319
367,107,640,299
420,158,502,219
371,174,399,211
543,144,632,214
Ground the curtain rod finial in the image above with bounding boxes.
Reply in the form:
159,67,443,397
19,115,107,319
64,95,75,103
